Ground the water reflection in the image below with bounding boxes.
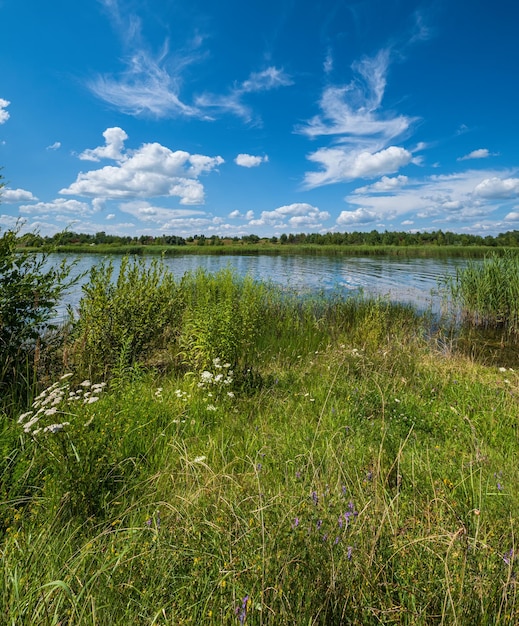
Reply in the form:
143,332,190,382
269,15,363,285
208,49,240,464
46,252,470,319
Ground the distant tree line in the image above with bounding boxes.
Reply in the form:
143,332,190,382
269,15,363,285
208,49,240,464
15,229,519,248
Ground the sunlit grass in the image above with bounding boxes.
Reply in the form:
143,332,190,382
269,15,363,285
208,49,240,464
1,262,519,624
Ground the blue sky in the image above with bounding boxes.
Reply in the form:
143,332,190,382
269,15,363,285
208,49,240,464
1,0,519,238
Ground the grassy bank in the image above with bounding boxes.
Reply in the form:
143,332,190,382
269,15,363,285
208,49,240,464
48,243,511,258
1,260,519,624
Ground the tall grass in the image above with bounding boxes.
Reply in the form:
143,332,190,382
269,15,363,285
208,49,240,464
1,256,519,624
448,250,519,339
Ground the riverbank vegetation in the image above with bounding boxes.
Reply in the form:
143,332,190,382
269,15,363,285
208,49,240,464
16,228,519,258
1,230,519,624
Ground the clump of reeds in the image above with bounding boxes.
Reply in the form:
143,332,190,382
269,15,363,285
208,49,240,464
449,250,519,339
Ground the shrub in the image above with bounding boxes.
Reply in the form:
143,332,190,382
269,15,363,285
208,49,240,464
0,223,76,412
69,256,180,378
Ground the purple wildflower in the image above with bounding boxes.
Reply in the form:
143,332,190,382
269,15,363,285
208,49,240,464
347,546,353,560
312,491,318,505
292,517,299,529
237,595,249,624
316,519,322,530
503,549,514,566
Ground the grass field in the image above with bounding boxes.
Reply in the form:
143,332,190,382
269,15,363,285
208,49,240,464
1,260,518,624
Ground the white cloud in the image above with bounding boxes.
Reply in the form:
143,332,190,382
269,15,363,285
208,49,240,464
458,148,492,161
228,210,242,219
2,188,38,203
89,2,201,118
249,203,330,229
0,98,10,124
343,169,519,226
235,154,269,168
46,141,61,151
241,67,293,93
473,177,519,199
19,198,94,216
61,129,224,205
79,127,128,161
354,175,408,194
298,49,419,189
304,146,413,188
504,211,519,221
336,208,378,226
297,50,414,146
195,67,293,122
106,213,116,220
119,200,205,223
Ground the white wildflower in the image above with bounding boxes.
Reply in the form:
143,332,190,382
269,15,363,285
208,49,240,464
227,391,235,398
206,404,217,411
499,367,507,372
17,411,33,424
84,396,99,404
193,456,207,463
201,371,213,382
43,422,70,433
44,407,58,416
60,373,73,380
80,380,91,387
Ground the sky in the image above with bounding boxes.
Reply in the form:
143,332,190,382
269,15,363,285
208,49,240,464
1,0,519,239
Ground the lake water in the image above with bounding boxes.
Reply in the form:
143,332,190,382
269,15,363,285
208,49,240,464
48,252,469,319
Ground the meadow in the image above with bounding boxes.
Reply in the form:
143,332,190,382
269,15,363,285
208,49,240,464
1,237,519,625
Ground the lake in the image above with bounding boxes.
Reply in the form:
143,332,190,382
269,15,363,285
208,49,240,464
48,252,469,320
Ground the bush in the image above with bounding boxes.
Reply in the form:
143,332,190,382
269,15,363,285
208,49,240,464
0,223,76,412
69,256,180,378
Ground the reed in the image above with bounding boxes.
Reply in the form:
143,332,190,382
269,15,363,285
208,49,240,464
448,250,519,339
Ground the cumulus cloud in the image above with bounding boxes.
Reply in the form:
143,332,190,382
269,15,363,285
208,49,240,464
0,98,10,124
79,127,128,161
195,67,293,122
249,203,330,229
61,129,224,205
19,198,94,216
118,201,205,223
343,169,519,226
304,146,413,188
354,175,408,194
46,141,61,151
2,188,38,203
336,208,378,226
504,211,519,221
458,148,492,161
473,177,519,198
235,154,269,168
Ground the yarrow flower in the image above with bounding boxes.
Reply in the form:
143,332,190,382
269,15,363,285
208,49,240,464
17,376,106,436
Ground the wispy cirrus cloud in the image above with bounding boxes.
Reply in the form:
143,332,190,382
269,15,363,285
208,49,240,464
195,67,293,123
89,0,202,118
299,49,418,189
